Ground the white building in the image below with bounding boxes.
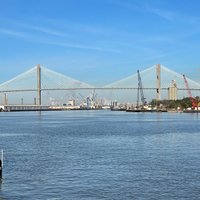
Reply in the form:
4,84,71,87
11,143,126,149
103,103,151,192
168,80,177,100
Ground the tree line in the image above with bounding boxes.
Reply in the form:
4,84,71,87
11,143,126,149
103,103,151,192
150,97,200,110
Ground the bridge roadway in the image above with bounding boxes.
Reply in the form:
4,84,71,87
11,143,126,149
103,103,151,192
0,87,200,93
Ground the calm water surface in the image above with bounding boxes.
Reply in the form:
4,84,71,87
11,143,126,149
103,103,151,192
0,110,200,199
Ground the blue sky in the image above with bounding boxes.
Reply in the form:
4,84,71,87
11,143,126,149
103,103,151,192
0,0,200,85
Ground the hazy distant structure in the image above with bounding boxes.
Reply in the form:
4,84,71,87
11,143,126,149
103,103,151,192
168,80,177,100
68,99,75,106
3,93,7,105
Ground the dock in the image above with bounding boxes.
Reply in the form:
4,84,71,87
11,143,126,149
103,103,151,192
0,105,50,112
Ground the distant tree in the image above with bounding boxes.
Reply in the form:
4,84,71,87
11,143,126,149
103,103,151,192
149,97,195,110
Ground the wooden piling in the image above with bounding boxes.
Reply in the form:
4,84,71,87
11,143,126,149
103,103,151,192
0,160,2,179
0,150,2,179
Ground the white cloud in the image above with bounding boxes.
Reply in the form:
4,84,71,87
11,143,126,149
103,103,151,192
0,28,25,37
18,24,65,37
44,41,121,53
145,4,200,25
145,5,178,21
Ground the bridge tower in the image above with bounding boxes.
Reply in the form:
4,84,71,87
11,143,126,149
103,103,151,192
3,93,7,105
156,64,161,101
37,64,41,105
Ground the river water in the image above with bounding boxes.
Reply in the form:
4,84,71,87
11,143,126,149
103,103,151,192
0,110,200,199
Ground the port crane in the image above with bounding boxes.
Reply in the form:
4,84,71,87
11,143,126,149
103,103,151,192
137,70,146,109
78,90,97,109
183,74,197,109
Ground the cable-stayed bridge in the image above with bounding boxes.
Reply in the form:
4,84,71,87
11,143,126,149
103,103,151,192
0,64,200,106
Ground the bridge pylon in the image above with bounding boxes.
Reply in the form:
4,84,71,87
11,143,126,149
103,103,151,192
156,64,161,101
37,64,41,105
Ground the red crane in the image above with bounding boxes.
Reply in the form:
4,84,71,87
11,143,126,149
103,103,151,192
183,74,197,109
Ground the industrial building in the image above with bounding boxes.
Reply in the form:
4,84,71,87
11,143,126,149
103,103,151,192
168,80,177,100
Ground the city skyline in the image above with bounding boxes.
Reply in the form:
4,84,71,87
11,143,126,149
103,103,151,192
1,0,200,85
